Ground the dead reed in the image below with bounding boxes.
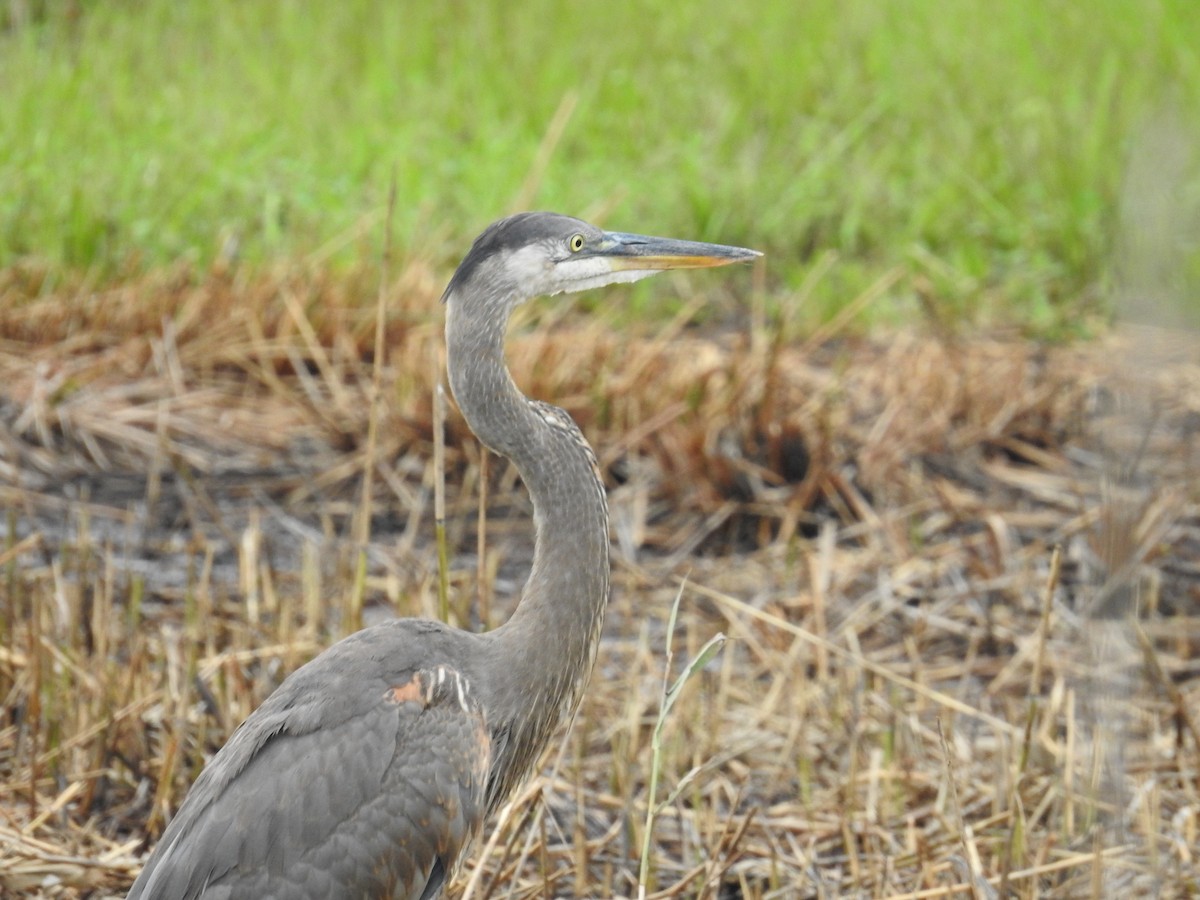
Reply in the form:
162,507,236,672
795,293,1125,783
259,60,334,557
1,265,1197,897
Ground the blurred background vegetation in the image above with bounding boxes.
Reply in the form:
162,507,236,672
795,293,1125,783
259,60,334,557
1,0,1198,333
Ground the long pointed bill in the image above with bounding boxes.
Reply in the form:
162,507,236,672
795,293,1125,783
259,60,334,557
597,231,762,271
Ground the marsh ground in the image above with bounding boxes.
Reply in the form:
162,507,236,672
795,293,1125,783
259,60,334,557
2,269,1198,898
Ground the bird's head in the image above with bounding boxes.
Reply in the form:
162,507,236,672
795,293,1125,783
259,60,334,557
441,212,760,310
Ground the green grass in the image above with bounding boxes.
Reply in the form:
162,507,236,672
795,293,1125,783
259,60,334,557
2,0,1199,331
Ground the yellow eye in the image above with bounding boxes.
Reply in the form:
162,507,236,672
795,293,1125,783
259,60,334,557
569,233,585,252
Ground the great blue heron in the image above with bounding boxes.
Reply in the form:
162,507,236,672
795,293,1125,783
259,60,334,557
126,212,760,899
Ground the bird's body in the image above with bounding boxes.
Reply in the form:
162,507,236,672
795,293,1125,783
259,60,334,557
128,623,491,899
126,212,758,899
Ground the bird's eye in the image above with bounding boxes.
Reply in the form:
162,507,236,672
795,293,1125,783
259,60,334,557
569,234,585,252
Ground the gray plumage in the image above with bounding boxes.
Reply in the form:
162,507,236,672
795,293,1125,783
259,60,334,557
126,212,759,899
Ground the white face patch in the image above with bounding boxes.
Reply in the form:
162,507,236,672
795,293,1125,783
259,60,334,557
505,244,554,289
503,242,661,299
549,260,660,296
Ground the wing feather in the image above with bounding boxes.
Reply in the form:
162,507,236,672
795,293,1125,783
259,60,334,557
127,634,489,900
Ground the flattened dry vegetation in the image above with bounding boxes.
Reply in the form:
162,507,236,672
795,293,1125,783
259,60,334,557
1,269,1198,898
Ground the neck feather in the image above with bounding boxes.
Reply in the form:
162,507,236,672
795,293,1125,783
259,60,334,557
445,289,610,809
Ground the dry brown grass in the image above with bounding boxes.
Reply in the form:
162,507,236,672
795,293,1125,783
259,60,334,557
1,265,1198,898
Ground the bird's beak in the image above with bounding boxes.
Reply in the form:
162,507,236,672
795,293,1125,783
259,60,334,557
597,232,762,271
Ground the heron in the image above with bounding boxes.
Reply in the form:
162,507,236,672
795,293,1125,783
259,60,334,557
126,212,760,899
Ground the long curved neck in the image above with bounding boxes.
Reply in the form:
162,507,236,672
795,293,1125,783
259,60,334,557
445,291,610,806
